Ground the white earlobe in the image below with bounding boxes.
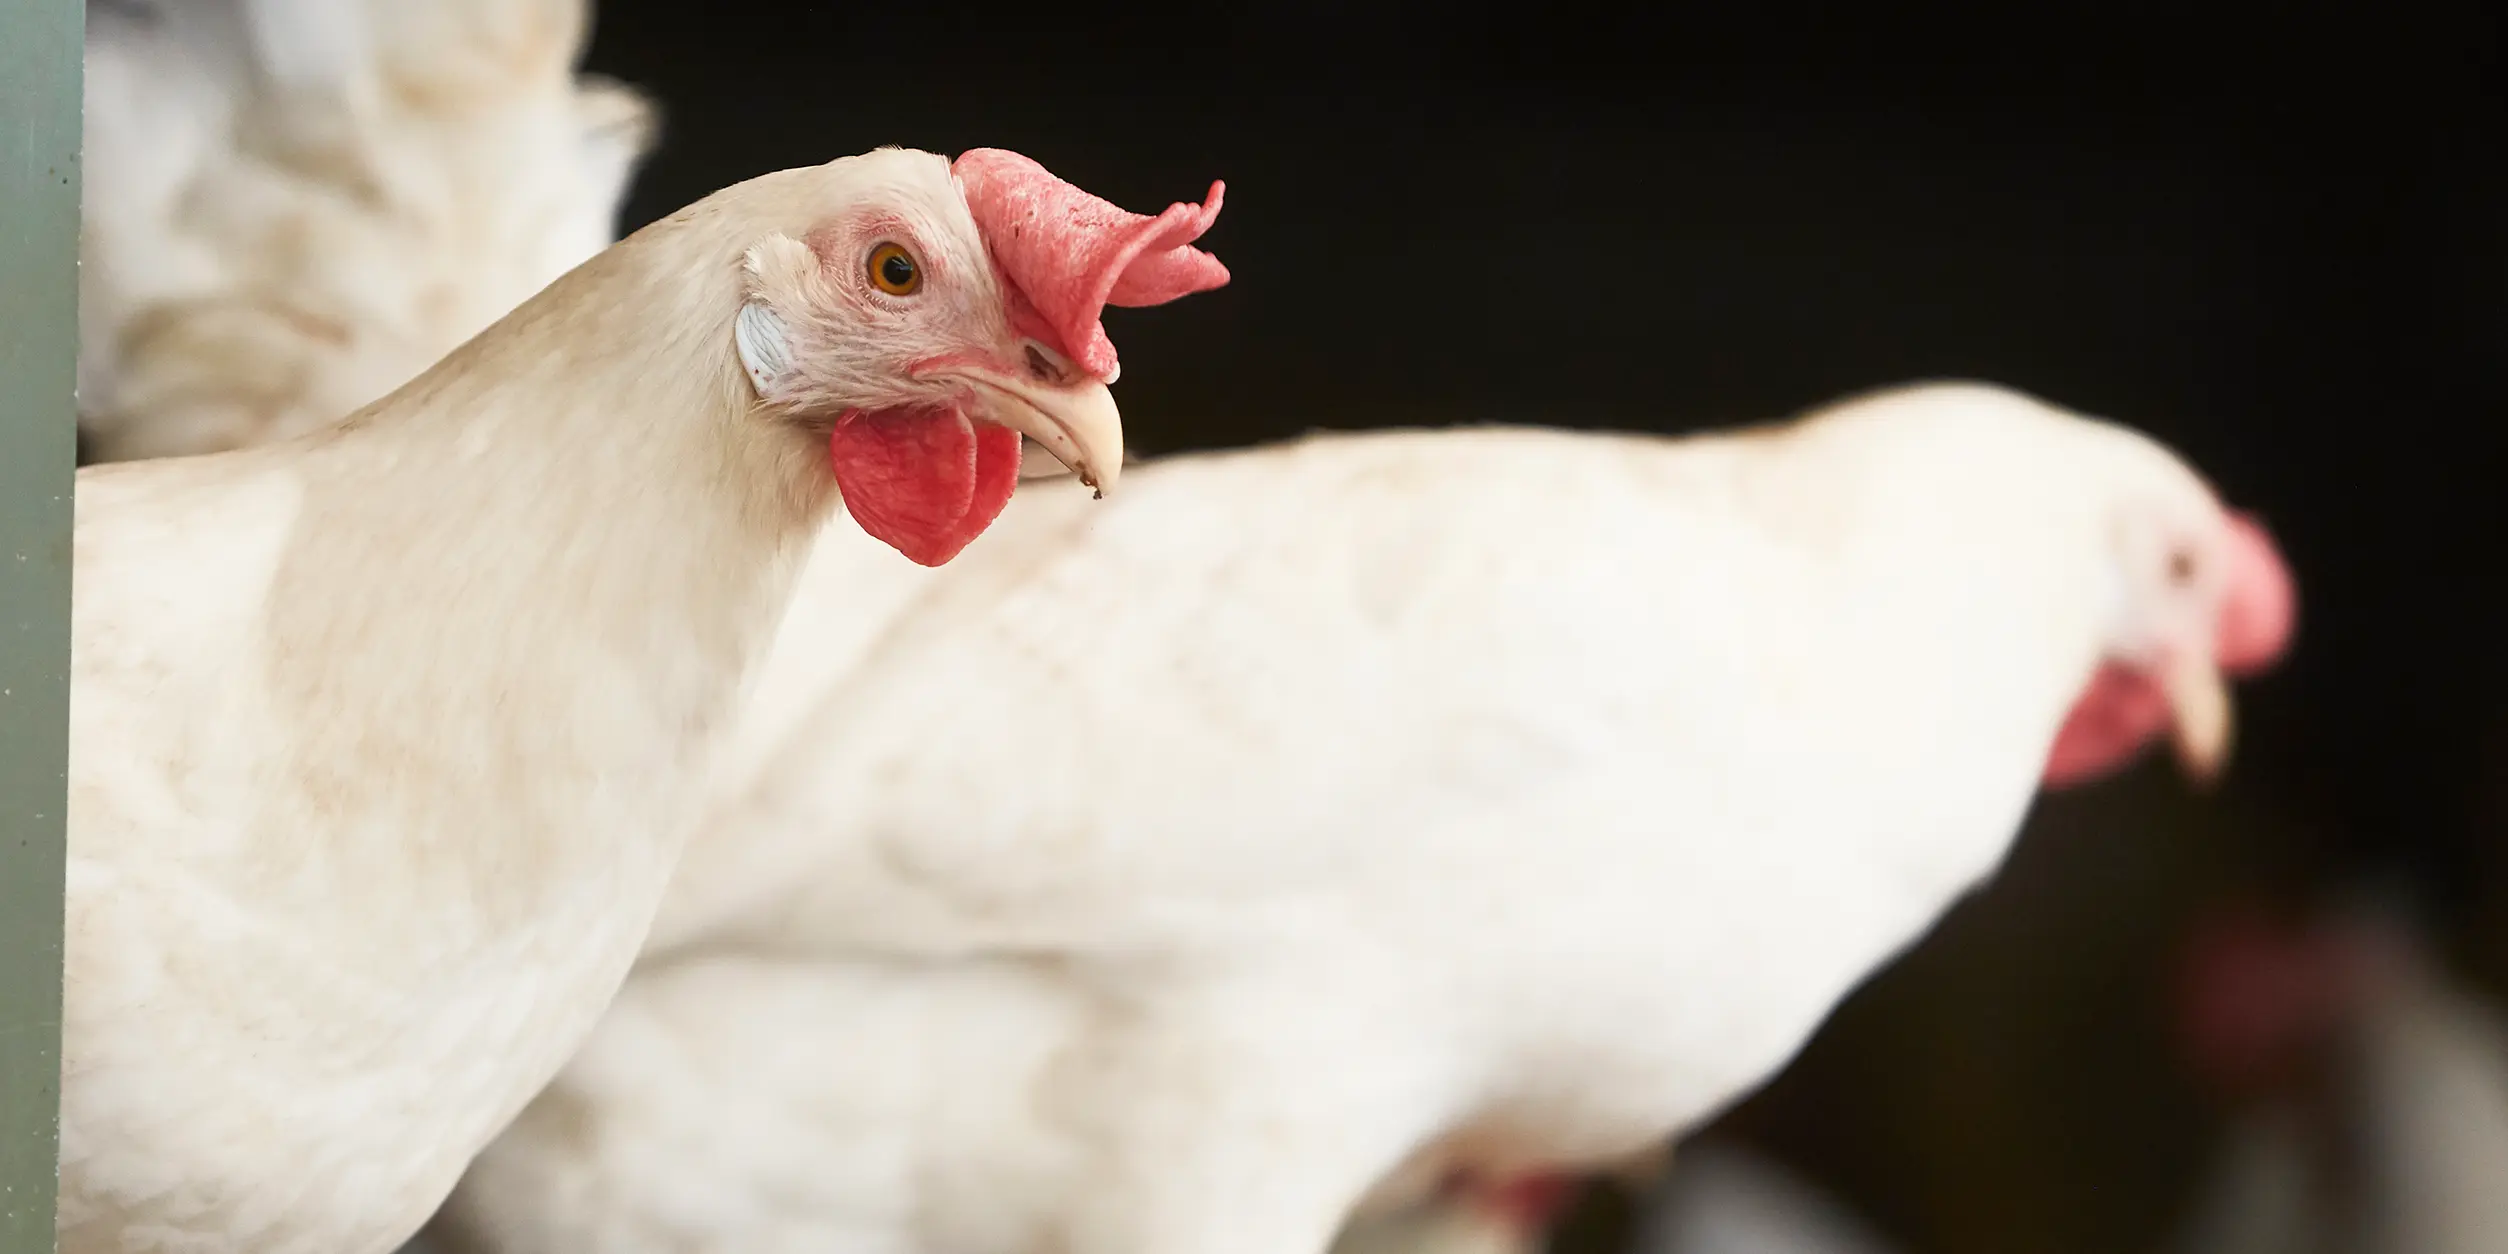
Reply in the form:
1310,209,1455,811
734,302,792,398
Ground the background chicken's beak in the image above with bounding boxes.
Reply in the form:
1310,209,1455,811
2165,652,2234,784
963,373,1123,497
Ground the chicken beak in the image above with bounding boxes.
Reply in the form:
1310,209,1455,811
959,371,1124,498
2164,650,2235,786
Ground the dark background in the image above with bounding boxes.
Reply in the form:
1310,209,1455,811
582,6,2505,1251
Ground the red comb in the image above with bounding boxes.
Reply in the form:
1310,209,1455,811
952,148,1229,380
2216,511,2296,675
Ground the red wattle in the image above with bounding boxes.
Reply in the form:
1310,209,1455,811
2042,664,2173,787
828,407,1024,566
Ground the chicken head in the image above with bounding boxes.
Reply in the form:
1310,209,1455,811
732,147,1227,565
2043,504,2295,787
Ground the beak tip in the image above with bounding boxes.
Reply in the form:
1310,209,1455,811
2174,729,2232,790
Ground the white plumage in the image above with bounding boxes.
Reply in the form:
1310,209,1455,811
434,382,2295,1254
58,143,1176,1253
78,0,653,463
429,951,1563,1254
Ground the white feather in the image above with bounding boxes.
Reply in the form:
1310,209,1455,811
78,0,656,462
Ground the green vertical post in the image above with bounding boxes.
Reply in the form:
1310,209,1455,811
0,0,81,1249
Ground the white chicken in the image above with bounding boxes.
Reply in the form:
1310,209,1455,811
78,0,654,463
59,144,1225,1254
2169,897,2508,1254
432,381,2297,1254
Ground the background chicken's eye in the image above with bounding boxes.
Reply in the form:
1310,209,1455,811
867,243,921,295
2168,547,2197,586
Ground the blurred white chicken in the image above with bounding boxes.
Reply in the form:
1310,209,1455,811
433,382,2298,1254
79,0,654,463
2168,896,2508,1254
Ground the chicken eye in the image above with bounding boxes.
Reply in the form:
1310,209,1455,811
867,243,922,296
2167,546,2197,586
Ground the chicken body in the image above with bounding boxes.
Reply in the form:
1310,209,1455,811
433,950,1563,1254
79,0,652,463
58,146,1207,1254
438,383,2294,1254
